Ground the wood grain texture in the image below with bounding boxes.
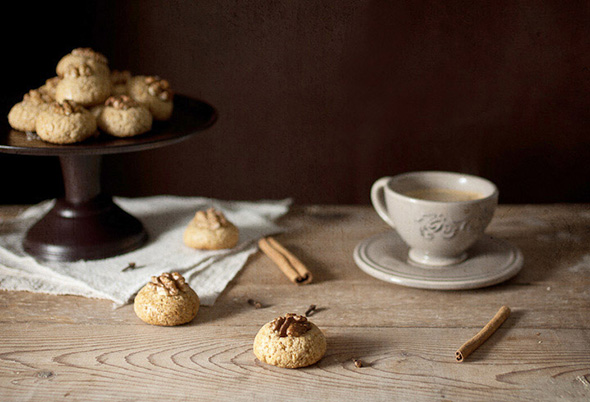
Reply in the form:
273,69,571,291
1,204,589,401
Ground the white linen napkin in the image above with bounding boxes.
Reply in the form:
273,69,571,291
0,196,291,305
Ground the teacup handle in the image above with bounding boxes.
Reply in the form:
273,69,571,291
371,177,395,228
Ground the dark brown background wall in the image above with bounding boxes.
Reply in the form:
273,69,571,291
3,1,589,204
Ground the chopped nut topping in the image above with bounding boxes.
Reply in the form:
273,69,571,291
71,47,108,64
52,100,84,116
105,95,138,110
111,70,131,85
192,208,231,230
144,76,173,101
149,272,189,296
64,63,94,78
24,89,52,105
271,313,312,337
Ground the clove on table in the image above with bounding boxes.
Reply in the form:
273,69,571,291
122,262,137,272
304,304,317,317
247,299,263,309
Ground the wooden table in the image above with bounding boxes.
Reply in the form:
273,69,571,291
1,204,589,401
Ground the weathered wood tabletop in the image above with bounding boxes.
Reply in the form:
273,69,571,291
1,204,589,401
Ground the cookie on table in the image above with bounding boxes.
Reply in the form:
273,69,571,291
96,95,152,137
253,313,327,368
7,89,53,132
38,77,61,100
35,100,97,144
134,272,200,326
183,208,239,250
110,70,131,96
55,63,111,107
56,47,110,77
128,75,174,121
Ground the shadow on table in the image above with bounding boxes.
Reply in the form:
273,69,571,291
189,302,252,326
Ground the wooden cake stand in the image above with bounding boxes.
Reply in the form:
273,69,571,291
0,95,216,261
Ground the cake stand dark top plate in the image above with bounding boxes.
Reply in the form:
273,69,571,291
0,95,216,156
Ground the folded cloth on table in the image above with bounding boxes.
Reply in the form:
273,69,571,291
0,195,291,305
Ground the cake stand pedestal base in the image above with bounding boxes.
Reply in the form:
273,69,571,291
23,155,147,262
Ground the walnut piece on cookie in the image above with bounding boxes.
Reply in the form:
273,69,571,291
134,272,200,326
56,47,110,78
183,208,239,250
253,313,327,368
96,95,152,137
35,100,97,144
128,75,174,121
8,89,53,132
55,63,112,107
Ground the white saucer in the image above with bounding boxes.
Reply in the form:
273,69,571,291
353,231,523,290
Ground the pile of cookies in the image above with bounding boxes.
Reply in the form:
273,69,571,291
7,47,174,144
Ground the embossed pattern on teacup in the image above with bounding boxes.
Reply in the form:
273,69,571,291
416,213,469,240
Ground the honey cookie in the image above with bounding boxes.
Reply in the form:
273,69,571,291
7,89,53,132
183,208,239,250
56,47,110,77
110,70,131,96
253,313,327,368
128,75,173,121
35,100,97,144
55,63,111,107
96,95,152,137
134,272,200,326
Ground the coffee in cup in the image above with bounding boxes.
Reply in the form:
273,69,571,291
401,188,483,202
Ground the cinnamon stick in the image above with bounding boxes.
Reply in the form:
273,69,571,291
455,305,511,362
258,237,312,285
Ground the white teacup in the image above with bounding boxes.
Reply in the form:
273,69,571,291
371,171,498,267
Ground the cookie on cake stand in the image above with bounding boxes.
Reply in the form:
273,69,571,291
95,95,152,138
56,47,110,78
128,75,174,121
7,89,53,133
